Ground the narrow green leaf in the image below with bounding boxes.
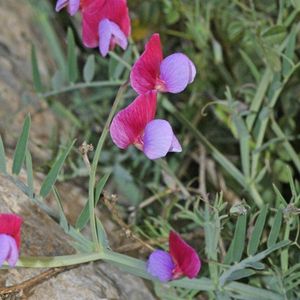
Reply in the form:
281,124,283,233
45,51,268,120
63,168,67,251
95,173,110,203
12,115,31,175
0,136,6,173
52,102,82,128
40,139,75,198
247,205,268,256
220,240,290,286
267,209,282,247
224,214,247,264
246,261,265,270
226,269,256,282
231,112,250,179
37,14,66,75
239,49,260,82
246,68,273,131
83,54,95,83
283,26,297,77
96,217,109,249
271,119,300,173
52,187,69,232
262,25,286,37
25,150,34,199
75,173,110,230
67,28,78,83
31,44,43,92
273,184,288,206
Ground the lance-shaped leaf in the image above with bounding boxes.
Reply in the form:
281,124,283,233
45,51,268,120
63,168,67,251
12,115,31,175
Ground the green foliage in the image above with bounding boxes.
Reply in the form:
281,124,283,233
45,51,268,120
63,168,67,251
40,139,76,198
12,115,31,175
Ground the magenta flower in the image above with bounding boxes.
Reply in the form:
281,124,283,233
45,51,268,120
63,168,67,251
0,214,23,267
55,0,81,16
147,231,201,282
82,0,131,56
130,33,196,95
110,91,182,160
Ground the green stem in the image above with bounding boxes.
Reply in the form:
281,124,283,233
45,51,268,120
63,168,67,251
88,83,128,251
109,51,132,70
281,220,291,272
271,118,300,173
16,253,104,268
41,80,124,98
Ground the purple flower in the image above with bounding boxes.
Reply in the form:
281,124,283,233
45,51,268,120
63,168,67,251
110,91,182,160
0,214,23,267
147,231,201,282
130,33,196,95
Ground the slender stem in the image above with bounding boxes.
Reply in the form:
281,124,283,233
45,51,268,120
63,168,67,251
15,253,105,268
271,118,300,173
109,51,131,70
88,83,128,251
40,80,124,98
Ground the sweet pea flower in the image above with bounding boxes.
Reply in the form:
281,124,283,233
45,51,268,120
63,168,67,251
147,231,201,282
0,214,23,267
82,0,131,56
130,33,196,95
55,0,81,16
110,91,182,160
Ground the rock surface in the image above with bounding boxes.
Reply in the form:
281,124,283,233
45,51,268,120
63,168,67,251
0,1,155,299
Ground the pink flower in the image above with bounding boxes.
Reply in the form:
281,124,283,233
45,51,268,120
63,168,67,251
0,214,22,267
55,0,81,16
110,91,182,160
147,231,201,282
82,0,131,56
130,33,196,95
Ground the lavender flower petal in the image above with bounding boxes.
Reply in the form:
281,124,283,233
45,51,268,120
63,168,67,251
147,250,175,282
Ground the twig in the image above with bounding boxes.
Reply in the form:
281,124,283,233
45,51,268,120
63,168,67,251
0,266,76,297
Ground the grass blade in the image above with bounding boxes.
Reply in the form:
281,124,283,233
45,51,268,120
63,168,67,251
75,173,110,230
31,44,43,93
271,119,300,173
246,68,273,131
83,54,95,83
12,115,31,175
37,13,66,75
221,240,290,286
283,25,297,77
52,187,69,232
0,136,6,173
224,214,247,264
96,217,109,249
67,28,78,83
226,269,256,282
40,139,75,198
25,150,34,199
267,209,283,248
247,205,268,256
239,49,260,82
